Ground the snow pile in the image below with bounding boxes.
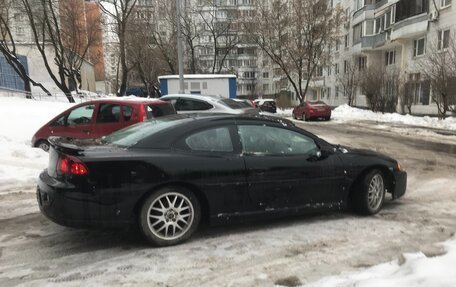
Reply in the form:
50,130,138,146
332,104,456,131
304,238,456,287
0,97,73,193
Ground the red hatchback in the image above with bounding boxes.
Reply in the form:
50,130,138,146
292,100,332,121
32,98,176,151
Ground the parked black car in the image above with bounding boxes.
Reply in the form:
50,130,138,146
37,114,407,246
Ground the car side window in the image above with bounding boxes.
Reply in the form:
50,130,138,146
67,104,95,125
238,125,318,155
50,115,66,126
97,103,121,123
177,99,213,111
185,127,233,152
122,105,134,121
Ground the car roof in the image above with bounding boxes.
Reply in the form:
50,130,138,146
81,97,168,105
161,94,224,103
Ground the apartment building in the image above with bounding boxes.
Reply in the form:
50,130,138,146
313,0,455,114
1,0,100,95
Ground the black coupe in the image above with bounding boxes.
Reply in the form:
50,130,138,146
37,114,407,246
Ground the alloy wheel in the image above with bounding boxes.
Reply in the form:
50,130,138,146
146,192,194,241
368,174,384,210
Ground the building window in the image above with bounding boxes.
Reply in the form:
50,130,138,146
335,63,339,74
335,39,340,51
358,56,367,70
396,0,428,22
385,50,396,66
364,20,374,36
353,23,362,43
344,34,349,48
438,29,450,51
335,86,339,98
327,66,332,76
413,38,426,57
316,66,323,77
441,0,452,8
374,17,383,34
344,60,348,73
263,72,269,78
327,87,332,99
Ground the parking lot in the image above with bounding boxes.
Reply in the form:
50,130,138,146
1,120,456,287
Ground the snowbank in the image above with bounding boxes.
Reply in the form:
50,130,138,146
304,238,456,287
0,97,73,193
332,105,456,131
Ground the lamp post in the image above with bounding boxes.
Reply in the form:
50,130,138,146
176,0,185,93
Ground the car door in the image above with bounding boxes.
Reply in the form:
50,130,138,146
93,103,123,138
237,123,344,211
173,123,249,216
61,103,97,139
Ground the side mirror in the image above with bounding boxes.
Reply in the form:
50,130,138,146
307,150,322,161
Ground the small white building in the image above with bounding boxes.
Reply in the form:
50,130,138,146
158,74,237,98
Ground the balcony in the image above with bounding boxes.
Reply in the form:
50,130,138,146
361,32,388,49
391,13,428,40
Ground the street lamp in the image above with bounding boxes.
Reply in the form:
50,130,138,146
176,0,185,94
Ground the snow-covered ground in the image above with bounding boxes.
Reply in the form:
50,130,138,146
1,95,456,286
277,105,456,131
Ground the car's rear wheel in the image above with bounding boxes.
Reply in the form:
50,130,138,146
37,140,50,152
139,187,201,246
325,116,331,121
351,169,385,215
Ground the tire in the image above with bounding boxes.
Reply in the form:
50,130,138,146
37,140,50,152
325,116,330,121
139,187,201,246
303,112,309,121
292,112,296,119
351,169,385,215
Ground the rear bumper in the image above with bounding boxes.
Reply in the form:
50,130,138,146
37,171,133,229
309,110,331,118
392,170,407,199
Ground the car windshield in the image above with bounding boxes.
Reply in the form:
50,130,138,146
308,101,326,106
219,99,249,109
102,116,190,147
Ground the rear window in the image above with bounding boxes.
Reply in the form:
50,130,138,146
219,99,249,109
146,103,176,119
102,116,190,147
308,101,326,106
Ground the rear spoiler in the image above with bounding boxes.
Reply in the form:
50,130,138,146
48,136,85,155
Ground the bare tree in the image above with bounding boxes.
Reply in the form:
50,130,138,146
418,32,456,119
251,0,343,102
0,0,52,97
14,0,102,102
197,0,240,74
360,65,399,113
99,0,137,96
181,5,201,74
336,59,358,106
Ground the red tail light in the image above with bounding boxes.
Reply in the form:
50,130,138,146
57,155,88,176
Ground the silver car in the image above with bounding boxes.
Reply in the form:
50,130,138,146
160,94,259,114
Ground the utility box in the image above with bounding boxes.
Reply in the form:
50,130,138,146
158,74,236,98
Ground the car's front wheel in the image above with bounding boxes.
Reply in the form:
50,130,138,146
139,187,201,246
351,169,385,215
37,140,50,152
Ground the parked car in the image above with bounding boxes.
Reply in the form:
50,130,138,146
254,99,277,113
32,98,176,151
37,113,407,246
160,94,258,114
233,98,257,108
292,100,332,121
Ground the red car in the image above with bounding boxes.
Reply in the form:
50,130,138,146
32,98,176,151
292,100,332,121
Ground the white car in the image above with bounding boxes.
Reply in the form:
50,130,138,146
160,94,259,115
